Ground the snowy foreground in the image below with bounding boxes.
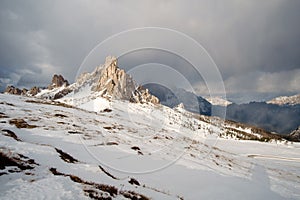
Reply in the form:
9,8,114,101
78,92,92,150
0,94,300,200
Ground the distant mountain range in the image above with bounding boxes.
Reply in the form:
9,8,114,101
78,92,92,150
143,84,300,135
144,83,212,116
267,94,300,106
224,102,300,134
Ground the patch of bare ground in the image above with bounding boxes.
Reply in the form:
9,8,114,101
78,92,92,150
0,112,8,118
1,129,21,141
103,126,113,130
0,150,38,175
0,101,15,106
25,99,74,108
55,148,79,163
49,168,150,200
102,108,112,113
119,191,150,200
128,178,140,186
105,142,118,146
29,117,40,122
131,146,143,155
54,113,68,118
68,130,83,134
131,146,140,151
9,118,37,129
98,165,119,180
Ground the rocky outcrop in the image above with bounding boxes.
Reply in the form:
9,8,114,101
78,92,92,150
5,86,31,96
131,86,160,104
89,56,159,104
53,88,72,100
92,56,136,100
21,88,28,95
5,86,22,95
288,126,300,142
29,86,40,96
48,74,69,90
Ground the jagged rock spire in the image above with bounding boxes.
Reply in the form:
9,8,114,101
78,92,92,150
90,56,159,104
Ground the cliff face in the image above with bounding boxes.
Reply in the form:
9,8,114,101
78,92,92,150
48,74,69,90
88,56,159,104
91,56,136,100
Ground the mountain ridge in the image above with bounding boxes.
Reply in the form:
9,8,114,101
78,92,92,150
267,94,300,106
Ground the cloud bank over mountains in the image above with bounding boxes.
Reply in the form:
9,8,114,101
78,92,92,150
0,0,299,96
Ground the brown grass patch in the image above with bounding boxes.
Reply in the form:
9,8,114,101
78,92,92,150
9,118,37,129
0,112,8,118
0,150,38,173
54,113,68,118
49,168,150,200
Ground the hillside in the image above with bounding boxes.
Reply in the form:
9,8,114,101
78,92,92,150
1,94,300,199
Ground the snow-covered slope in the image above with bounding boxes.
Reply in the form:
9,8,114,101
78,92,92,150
1,94,300,199
204,96,232,106
267,94,300,106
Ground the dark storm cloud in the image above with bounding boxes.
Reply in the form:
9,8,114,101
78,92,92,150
0,0,299,95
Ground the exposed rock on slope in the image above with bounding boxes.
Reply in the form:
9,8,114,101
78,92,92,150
92,56,136,100
4,74,68,97
288,126,300,142
48,74,69,90
5,86,22,95
68,56,159,104
29,86,40,96
131,86,159,104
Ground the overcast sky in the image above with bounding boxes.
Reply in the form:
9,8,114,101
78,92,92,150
0,0,299,99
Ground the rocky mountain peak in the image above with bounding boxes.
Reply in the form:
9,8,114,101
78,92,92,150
91,56,135,100
84,56,159,104
48,74,69,90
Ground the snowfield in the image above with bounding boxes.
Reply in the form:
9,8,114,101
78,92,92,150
0,94,300,200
